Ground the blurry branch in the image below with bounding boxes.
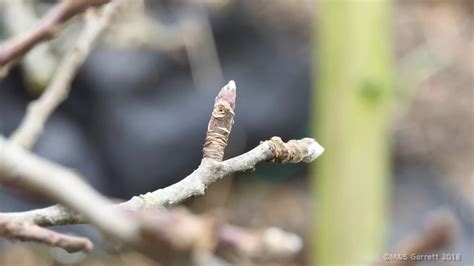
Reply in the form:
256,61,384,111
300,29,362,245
0,0,322,262
0,0,110,77
176,0,232,11
103,0,185,52
0,81,323,261
9,0,121,150
4,82,324,226
103,1,223,90
217,225,303,261
179,8,223,91
138,208,304,264
0,215,92,253
0,0,58,91
373,209,459,266
2,134,321,222
0,135,141,242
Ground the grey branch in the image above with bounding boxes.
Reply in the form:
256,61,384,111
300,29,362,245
0,81,324,260
0,0,58,89
0,0,110,77
217,224,303,261
0,136,140,242
9,0,121,150
2,136,324,226
0,215,93,253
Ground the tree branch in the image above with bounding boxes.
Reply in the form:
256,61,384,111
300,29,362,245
1,0,58,90
9,0,121,150
217,224,303,261
3,81,324,226
0,215,92,253
0,0,110,77
2,136,323,226
0,81,323,260
0,136,140,242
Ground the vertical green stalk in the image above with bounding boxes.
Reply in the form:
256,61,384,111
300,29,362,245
311,0,394,265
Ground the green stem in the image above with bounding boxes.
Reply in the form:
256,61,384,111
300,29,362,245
311,0,394,265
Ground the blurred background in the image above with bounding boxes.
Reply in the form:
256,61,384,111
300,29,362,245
0,0,472,265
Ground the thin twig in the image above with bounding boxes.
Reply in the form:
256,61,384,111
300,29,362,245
3,81,324,226
0,136,140,242
1,0,58,90
1,136,323,226
9,0,120,150
0,0,110,77
0,215,93,253
217,224,303,261
0,81,323,260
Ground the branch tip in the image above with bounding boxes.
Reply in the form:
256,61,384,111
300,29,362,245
262,227,303,256
215,80,236,108
266,137,324,164
203,81,237,161
301,138,325,162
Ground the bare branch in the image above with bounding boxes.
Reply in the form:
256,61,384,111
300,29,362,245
0,136,140,242
217,224,303,261
9,0,121,150
2,81,324,226
0,215,92,253
0,81,322,260
1,135,323,225
1,0,58,90
0,0,110,77
127,136,324,210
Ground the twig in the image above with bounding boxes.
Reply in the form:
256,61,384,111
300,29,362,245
137,208,304,264
126,136,323,210
1,0,58,90
3,81,324,226
179,7,224,91
0,81,323,260
9,0,120,150
0,0,110,77
11,0,119,149
2,136,323,226
0,136,140,242
0,215,92,253
217,224,303,261
0,134,322,225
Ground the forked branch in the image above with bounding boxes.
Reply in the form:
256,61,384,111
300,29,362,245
0,215,92,253
9,0,122,150
0,0,110,77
